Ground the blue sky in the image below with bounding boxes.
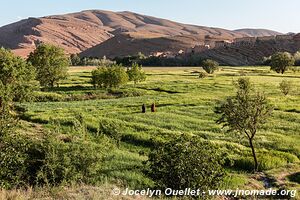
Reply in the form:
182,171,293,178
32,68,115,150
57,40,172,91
1,0,299,33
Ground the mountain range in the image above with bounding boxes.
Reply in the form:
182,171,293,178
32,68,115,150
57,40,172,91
0,10,283,58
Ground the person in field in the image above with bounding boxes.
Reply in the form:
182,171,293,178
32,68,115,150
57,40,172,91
142,104,146,113
151,103,156,112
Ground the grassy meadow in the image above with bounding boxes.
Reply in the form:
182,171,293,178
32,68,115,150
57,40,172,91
11,66,300,199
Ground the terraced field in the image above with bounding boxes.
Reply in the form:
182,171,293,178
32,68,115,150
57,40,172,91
19,66,300,199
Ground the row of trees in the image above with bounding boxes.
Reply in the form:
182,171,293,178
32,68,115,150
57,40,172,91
202,52,299,76
91,63,146,88
114,52,204,67
70,54,115,66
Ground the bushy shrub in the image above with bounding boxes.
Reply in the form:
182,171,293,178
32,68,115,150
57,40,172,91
36,136,106,186
199,71,208,79
279,79,292,96
270,52,295,74
0,89,17,137
201,59,219,74
146,135,225,192
70,54,81,66
0,48,37,102
127,63,146,84
91,65,129,88
0,131,108,189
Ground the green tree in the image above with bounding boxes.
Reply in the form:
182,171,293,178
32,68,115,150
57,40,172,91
91,64,128,88
28,44,69,88
0,48,37,102
70,54,81,66
270,52,295,74
127,63,146,84
146,135,225,192
201,59,219,74
215,78,273,171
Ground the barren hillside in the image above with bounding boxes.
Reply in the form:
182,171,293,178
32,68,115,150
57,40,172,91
80,33,210,58
234,29,282,37
0,10,259,57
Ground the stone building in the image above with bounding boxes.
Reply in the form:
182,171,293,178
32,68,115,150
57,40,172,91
233,37,257,46
276,35,293,40
257,36,276,41
214,40,233,48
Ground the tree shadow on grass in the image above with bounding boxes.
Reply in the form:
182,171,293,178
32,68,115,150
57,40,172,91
44,85,95,92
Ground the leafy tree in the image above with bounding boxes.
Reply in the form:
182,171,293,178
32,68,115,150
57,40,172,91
294,51,300,66
28,44,69,88
70,54,81,66
146,135,225,192
279,79,292,96
201,59,219,74
270,52,295,74
91,64,128,88
215,78,273,171
0,48,37,102
127,63,146,84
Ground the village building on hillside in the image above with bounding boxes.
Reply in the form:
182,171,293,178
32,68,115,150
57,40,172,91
257,35,276,41
276,35,294,40
214,40,233,48
234,37,257,46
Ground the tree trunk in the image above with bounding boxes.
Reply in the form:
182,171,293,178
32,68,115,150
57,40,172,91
249,138,258,172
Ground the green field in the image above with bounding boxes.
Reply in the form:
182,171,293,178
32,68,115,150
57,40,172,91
15,66,300,199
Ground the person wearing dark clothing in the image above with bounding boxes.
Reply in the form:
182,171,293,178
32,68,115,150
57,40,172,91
142,104,146,113
151,103,156,112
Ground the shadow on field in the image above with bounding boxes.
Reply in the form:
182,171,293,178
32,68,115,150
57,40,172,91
124,103,197,109
259,74,300,79
20,114,49,124
285,109,300,114
287,172,300,184
46,85,94,92
79,75,91,78
144,87,181,94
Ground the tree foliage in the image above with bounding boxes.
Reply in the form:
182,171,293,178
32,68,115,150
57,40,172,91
28,44,69,88
201,59,219,74
127,63,146,84
70,54,81,66
91,64,129,88
146,135,225,192
293,51,300,66
270,52,295,74
215,78,273,171
0,48,37,101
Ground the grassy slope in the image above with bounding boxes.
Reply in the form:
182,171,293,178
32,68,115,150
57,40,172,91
17,66,300,199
